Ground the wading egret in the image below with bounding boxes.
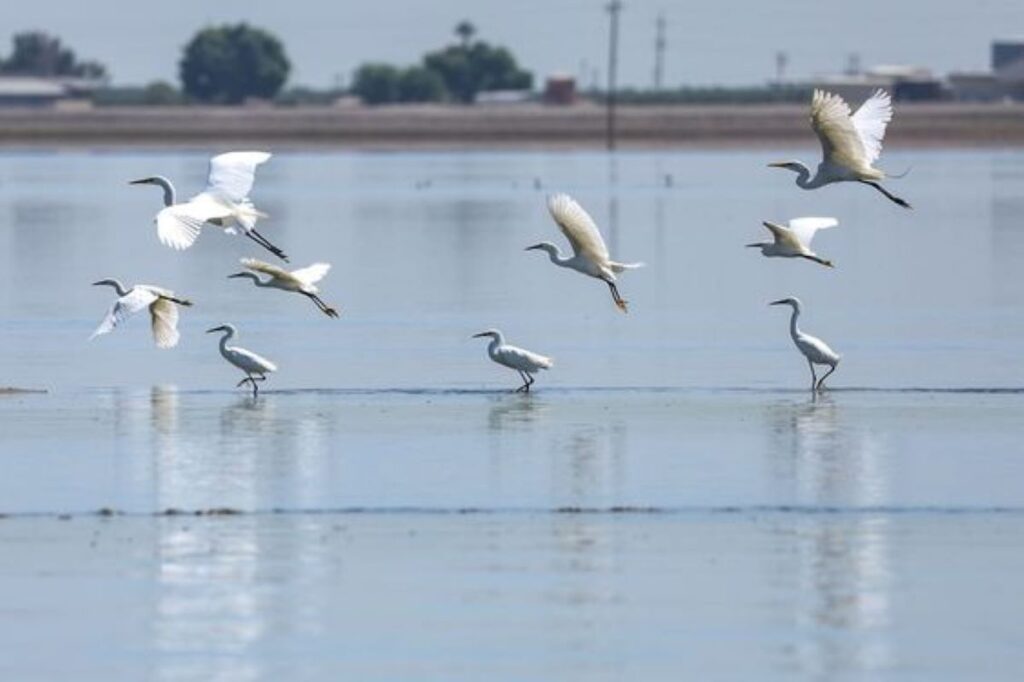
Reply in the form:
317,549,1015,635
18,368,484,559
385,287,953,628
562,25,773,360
747,217,838,267
130,151,288,260
769,89,910,209
527,193,643,312
472,329,553,393
228,258,339,318
770,297,840,392
206,324,277,396
90,279,192,349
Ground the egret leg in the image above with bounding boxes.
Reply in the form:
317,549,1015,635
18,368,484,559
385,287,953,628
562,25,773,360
246,230,289,262
515,370,530,393
860,181,911,210
305,292,339,318
816,364,837,392
525,373,535,391
807,360,817,392
607,282,628,313
160,295,193,307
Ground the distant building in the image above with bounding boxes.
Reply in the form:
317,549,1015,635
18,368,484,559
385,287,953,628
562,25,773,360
0,76,100,108
949,40,1024,101
544,74,576,105
815,66,943,102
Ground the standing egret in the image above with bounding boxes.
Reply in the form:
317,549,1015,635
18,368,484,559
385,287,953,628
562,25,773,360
747,217,838,267
770,297,840,392
90,279,192,349
769,89,911,209
228,258,339,318
527,193,643,312
206,324,277,396
472,329,553,393
130,151,288,260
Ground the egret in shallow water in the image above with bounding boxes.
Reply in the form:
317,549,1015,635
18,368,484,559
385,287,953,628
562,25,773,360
472,329,553,392
206,324,277,396
527,193,643,312
228,258,339,317
770,297,840,392
90,279,192,349
769,89,910,209
130,151,288,260
747,217,838,267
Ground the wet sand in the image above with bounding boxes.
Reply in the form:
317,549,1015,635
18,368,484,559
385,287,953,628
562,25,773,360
1,102,1023,148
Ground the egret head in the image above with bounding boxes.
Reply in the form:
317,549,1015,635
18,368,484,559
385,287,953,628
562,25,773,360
767,161,805,174
471,329,501,340
227,272,258,282
525,242,558,255
206,324,235,334
769,297,802,310
129,176,159,186
91,278,120,289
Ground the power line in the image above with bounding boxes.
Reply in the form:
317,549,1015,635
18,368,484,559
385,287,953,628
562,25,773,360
605,0,623,151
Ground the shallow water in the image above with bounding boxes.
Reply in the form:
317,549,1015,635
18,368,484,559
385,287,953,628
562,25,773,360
1,149,1023,680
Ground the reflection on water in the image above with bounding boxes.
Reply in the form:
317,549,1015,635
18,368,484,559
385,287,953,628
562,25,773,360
767,397,892,677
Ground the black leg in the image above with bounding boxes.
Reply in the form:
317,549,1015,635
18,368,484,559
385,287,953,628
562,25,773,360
515,370,529,393
816,365,837,392
607,281,628,313
246,230,289,262
306,293,339,318
807,360,817,392
861,181,911,209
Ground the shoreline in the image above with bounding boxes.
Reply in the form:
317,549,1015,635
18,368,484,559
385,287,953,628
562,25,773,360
0,102,1021,149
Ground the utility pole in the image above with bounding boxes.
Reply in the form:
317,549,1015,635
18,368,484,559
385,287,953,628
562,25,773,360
653,12,666,90
605,0,623,151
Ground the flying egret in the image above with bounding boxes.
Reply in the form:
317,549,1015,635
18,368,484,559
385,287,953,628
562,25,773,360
747,217,838,267
228,258,339,318
769,297,840,392
527,193,643,312
769,89,911,209
130,151,288,260
206,324,277,396
90,279,192,349
472,329,553,393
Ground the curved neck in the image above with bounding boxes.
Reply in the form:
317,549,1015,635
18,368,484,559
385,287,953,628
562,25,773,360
793,163,822,190
788,306,802,341
107,280,130,297
218,327,236,351
487,333,504,357
151,176,176,206
543,245,573,268
237,273,271,287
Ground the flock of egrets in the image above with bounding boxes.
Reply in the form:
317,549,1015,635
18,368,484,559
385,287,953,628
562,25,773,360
90,88,909,396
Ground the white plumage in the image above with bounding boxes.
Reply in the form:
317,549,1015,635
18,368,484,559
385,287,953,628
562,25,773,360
770,297,840,392
769,89,910,208
472,329,553,392
206,324,277,396
228,258,339,317
90,279,192,349
527,193,643,312
131,151,289,259
747,217,838,267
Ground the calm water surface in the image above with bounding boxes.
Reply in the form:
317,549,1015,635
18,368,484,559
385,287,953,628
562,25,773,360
1,149,1023,680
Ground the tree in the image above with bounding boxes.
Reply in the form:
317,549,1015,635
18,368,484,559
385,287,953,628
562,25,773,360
423,40,531,103
0,31,108,79
352,63,400,104
179,24,290,104
398,66,445,103
455,21,476,48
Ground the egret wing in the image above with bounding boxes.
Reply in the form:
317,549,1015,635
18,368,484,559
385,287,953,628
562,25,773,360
149,297,180,349
290,263,331,285
156,194,228,250
762,221,802,251
230,347,278,373
850,89,893,166
547,193,609,261
91,287,158,339
787,217,838,249
241,257,296,282
207,151,271,202
810,90,868,170
500,344,553,371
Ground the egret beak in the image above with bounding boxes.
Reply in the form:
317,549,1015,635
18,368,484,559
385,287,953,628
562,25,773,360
767,162,787,168
91,280,106,286
206,326,225,333
769,299,788,306
745,243,763,248
524,244,543,251
227,273,247,279
128,178,150,185
471,332,490,339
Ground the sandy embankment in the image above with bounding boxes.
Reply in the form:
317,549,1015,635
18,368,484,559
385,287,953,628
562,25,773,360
0,102,1021,148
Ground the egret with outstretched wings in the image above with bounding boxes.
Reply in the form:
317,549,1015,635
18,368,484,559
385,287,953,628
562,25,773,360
90,279,192,349
228,258,339,317
747,217,838,267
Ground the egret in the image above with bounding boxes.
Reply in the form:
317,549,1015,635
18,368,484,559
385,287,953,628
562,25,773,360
769,297,840,392
747,217,838,267
472,329,553,393
90,279,192,349
769,89,910,209
228,258,339,318
206,324,277,396
130,151,288,260
527,193,643,312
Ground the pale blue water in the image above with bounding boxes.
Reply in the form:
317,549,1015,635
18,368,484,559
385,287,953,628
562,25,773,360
1,149,1023,680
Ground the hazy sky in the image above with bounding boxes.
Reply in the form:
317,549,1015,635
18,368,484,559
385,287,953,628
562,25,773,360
4,1,1022,88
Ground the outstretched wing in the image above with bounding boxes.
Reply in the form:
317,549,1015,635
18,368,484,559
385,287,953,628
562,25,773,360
787,217,838,249
810,89,869,170
90,287,159,340
762,221,803,251
850,89,893,166
156,194,228,250
547,193,609,261
241,257,293,280
290,263,331,286
149,298,180,349
207,151,271,202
